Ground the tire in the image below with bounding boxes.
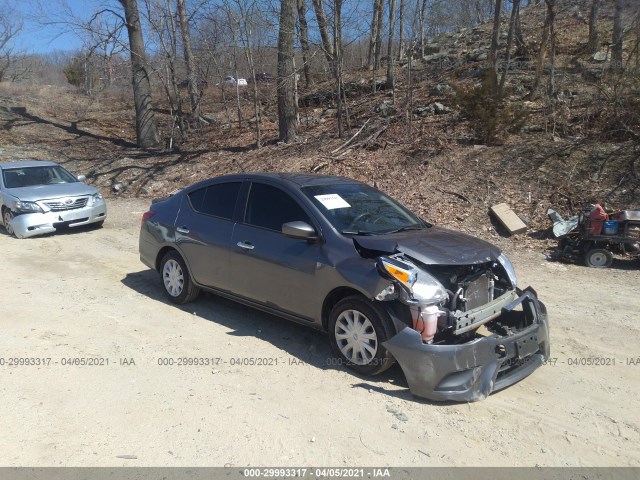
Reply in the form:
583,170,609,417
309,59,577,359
584,248,613,268
159,251,200,304
2,208,15,237
328,296,395,376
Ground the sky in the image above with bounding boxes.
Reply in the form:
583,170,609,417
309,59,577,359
13,0,95,54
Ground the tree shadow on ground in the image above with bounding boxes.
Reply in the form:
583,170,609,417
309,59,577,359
7,109,138,148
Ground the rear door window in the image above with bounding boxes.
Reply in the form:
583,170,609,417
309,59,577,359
188,182,241,220
244,183,311,231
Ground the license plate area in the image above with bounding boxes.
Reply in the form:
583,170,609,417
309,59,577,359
516,334,539,359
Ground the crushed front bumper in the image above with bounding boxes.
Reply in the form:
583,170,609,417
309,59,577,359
383,289,550,402
9,202,107,239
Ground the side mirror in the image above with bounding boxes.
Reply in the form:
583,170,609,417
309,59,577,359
282,221,317,240
77,175,87,182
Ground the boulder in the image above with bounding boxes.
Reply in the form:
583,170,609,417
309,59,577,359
592,51,610,62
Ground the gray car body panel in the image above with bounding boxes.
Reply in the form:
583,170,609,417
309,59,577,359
0,161,107,239
383,290,550,402
139,173,550,401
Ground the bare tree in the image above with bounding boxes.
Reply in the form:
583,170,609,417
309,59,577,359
529,0,553,99
418,0,428,57
0,1,24,82
278,0,298,142
499,0,521,93
118,0,160,148
232,0,262,147
312,0,335,68
386,0,396,94
177,0,201,122
487,0,502,91
297,0,313,87
368,0,384,69
587,0,600,54
612,0,624,70
397,0,405,61
333,0,345,137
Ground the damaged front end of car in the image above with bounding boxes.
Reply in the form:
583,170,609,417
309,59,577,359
374,252,550,402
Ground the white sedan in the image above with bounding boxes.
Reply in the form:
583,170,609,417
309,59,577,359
0,160,107,239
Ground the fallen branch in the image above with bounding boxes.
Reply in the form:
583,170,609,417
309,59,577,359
331,118,370,155
436,188,471,204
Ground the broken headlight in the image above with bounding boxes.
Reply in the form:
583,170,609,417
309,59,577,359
12,200,43,214
497,253,517,288
376,256,448,306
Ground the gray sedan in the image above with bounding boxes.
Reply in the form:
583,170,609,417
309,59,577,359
139,173,550,402
0,161,107,238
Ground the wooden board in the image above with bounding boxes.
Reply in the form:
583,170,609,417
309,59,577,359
490,203,528,235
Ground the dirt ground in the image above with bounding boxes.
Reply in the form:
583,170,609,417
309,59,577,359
1,198,639,467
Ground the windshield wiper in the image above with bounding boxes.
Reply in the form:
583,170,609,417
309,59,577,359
341,229,375,236
381,225,428,234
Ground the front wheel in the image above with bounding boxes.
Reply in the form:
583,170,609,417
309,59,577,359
160,251,200,304
2,208,15,237
328,296,395,376
584,248,613,268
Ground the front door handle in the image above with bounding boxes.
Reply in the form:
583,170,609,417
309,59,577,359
176,226,190,234
237,241,255,250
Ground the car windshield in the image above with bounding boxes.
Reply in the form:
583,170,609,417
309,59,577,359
2,165,79,188
302,183,429,235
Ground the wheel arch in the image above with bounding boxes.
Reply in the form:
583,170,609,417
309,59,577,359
155,246,180,272
321,287,367,331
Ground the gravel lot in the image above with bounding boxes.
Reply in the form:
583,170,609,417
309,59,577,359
1,199,639,467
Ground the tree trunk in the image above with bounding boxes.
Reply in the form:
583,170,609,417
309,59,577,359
333,0,344,137
311,0,334,68
118,0,159,148
529,2,552,99
514,0,526,57
587,0,600,54
488,0,502,90
499,0,520,93
612,0,624,70
419,0,427,57
297,0,312,87
373,0,384,69
177,0,200,121
386,0,396,94
397,0,405,61
368,0,384,69
546,0,557,98
277,0,298,143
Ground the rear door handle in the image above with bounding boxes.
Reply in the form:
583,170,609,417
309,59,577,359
237,241,255,250
176,226,190,234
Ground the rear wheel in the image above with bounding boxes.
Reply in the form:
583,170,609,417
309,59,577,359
160,251,200,304
2,208,15,237
584,248,613,268
328,296,395,376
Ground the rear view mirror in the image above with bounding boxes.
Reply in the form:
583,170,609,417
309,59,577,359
77,175,87,182
282,221,317,240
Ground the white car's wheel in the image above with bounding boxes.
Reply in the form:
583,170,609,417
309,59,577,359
2,209,15,237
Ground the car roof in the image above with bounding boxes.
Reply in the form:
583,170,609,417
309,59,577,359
0,160,59,169
209,172,365,188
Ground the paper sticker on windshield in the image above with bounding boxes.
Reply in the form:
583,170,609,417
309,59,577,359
314,194,351,210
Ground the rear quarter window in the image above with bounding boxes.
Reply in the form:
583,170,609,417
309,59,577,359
188,182,241,220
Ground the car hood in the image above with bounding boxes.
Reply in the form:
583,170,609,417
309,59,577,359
6,183,98,201
353,227,501,265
